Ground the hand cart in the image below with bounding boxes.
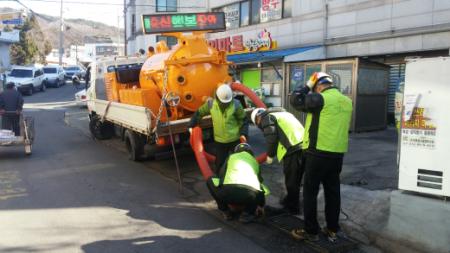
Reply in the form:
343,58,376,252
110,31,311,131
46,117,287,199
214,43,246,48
0,112,34,155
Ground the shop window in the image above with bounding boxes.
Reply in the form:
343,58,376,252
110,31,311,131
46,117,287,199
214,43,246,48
224,3,240,29
326,63,353,95
283,0,292,18
250,0,260,25
261,67,282,102
156,0,177,12
289,64,304,92
156,35,178,49
240,1,250,27
305,64,322,83
262,67,282,82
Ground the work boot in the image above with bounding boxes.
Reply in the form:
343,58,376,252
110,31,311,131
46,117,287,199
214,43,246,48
291,228,319,242
221,210,233,221
279,196,301,215
238,212,256,224
322,228,342,243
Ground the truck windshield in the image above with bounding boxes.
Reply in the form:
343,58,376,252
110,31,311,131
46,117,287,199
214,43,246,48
43,68,57,74
10,69,33,77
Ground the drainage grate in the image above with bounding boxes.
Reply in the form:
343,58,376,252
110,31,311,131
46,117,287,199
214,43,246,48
266,213,358,253
417,169,443,190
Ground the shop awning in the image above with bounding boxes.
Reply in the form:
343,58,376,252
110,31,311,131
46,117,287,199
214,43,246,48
227,45,323,64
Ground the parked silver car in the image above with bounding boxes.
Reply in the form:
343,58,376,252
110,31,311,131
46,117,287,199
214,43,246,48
43,65,65,88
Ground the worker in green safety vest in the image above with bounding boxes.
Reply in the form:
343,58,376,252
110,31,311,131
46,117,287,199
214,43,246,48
289,72,353,243
189,84,248,174
206,143,269,223
251,107,304,215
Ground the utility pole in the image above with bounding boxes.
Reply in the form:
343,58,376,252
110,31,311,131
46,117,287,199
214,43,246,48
123,0,127,56
117,14,121,56
58,0,64,65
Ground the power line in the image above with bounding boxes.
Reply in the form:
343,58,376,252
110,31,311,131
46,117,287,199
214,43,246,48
16,0,207,9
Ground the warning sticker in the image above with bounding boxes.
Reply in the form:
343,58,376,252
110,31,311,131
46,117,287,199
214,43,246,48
401,107,437,149
401,129,436,149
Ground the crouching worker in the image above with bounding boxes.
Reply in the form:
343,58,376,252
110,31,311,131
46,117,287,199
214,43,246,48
206,143,269,223
251,107,304,214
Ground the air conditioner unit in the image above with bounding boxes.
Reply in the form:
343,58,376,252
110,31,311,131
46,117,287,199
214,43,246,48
398,57,450,198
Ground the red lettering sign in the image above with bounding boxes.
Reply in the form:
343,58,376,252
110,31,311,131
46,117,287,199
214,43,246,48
209,39,217,48
271,0,280,9
207,14,217,25
160,16,172,29
231,35,244,51
197,14,208,27
151,17,161,29
262,0,271,11
217,37,231,52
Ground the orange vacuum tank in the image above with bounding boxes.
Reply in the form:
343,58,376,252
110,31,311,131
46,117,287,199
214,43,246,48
130,31,231,121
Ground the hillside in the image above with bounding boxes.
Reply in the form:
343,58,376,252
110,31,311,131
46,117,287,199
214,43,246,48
34,13,123,48
1,8,123,48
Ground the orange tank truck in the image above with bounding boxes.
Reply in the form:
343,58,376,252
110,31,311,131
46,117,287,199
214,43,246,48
105,31,231,123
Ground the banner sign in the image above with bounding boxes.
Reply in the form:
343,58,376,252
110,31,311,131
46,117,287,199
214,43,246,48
208,29,277,53
260,0,282,23
2,18,23,25
142,12,225,34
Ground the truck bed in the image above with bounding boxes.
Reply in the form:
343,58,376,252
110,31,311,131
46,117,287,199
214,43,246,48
90,99,212,137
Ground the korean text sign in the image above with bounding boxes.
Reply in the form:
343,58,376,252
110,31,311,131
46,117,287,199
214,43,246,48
142,12,225,34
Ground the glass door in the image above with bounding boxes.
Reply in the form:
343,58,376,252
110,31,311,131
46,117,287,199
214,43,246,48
286,64,322,123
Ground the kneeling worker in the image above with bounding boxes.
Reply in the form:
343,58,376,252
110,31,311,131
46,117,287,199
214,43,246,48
251,107,304,214
206,143,268,223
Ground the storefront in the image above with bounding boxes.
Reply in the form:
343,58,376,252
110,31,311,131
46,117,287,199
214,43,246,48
285,58,390,132
208,28,321,107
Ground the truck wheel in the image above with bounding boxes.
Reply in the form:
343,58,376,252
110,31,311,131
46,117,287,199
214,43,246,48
124,130,144,161
89,116,114,140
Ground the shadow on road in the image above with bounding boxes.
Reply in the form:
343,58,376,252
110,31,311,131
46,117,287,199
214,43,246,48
81,233,243,253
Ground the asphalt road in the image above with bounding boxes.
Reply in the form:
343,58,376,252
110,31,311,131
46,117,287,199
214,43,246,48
0,83,270,253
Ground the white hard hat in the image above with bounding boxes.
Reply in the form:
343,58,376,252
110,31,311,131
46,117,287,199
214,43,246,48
315,72,333,85
216,84,233,103
251,108,266,124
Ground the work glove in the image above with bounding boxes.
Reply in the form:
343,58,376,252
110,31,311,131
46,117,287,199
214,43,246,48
266,156,274,164
306,72,318,89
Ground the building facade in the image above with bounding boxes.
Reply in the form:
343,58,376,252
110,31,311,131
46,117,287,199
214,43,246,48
0,11,22,72
207,0,450,126
124,0,207,55
124,0,450,128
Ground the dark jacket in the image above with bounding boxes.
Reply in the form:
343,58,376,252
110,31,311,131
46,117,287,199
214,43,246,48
0,89,24,112
290,85,352,157
257,108,302,159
